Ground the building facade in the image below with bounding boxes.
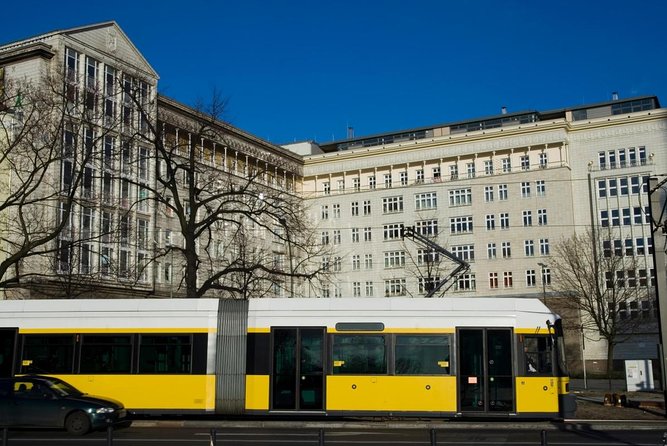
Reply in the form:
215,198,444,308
1,22,666,374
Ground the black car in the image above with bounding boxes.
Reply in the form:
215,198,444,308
0,375,130,435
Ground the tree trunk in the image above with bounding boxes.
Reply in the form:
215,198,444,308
606,341,615,391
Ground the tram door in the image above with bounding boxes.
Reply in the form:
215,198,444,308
457,328,514,413
271,327,325,411
0,328,17,378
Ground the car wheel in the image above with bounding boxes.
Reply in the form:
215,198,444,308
65,411,91,435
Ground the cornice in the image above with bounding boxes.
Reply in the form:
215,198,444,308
303,121,570,176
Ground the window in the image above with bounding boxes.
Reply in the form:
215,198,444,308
400,171,408,186
337,179,345,192
622,208,631,226
353,177,360,192
419,277,440,294
364,227,372,242
395,335,450,375
498,184,508,200
365,282,374,297
383,224,403,240
65,48,79,103
368,175,376,189
609,179,617,196
384,251,406,268
501,157,511,173
456,273,476,291
352,255,360,270
321,231,329,245
351,228,359,243
489,272,499,289
524,240,535,256
466,162,475,178
500,212,509,229
333,230,341,245
484,186,494,202
631,176,640,194
542,268,551,286
450,164,459,180
323,182,330,195
384,173,392,188
332,335,386,374
415,192,437,210
353,282,361,297
526,269,536,287
363,200,372,215
485,214,495,230
80,335,132,373
333,204,341,218
484,160,494,175
620,178,629,196
432,167,441,182
536,180,546,196
415,219,438,236
416,169,424,183
321,205,329,220
502,242,511,258
383,196,404,213
487,243,497,259
521,155,530,170
537,209,548,226
418,249,439,265
21,335,74,374
539,152,548,168
449,188,472,206
451,244,474,262
450,216,473,234
139,335,192,373
385,278,407,296
364,254,373,270
598,180,607,198
334,256,342,272
539,238,550,256
601,210,609,227
523,336,553,374
521,182,531,197
351,201,359,216
503,271,513,288
611,209,620,226
523,210,532,227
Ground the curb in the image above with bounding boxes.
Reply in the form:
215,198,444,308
129,419,667,431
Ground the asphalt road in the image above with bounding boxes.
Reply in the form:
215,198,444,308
4,425,667,446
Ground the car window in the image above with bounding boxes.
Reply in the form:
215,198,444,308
45,378,82,397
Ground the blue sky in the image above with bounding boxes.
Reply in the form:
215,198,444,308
3,1,666,145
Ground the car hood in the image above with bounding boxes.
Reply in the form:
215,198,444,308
65,394,125,409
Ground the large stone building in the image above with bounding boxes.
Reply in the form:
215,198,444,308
1,22,666,375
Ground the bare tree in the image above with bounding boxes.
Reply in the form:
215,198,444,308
551,227,654,384
0,73,110,296
125,91,327,299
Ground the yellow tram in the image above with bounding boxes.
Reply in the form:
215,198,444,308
0,297,576,418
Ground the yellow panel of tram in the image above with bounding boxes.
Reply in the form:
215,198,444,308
326,376,457,412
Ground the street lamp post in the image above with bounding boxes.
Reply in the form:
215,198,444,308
538,262,547,304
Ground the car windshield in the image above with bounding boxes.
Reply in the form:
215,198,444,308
43,378,83,397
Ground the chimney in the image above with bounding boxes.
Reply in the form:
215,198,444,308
347,126,354,139
612,92,619,101
501,106,507,115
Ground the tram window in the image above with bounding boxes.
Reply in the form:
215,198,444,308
523,336,553,375
395,335,450,375
80,335,132,373
332,335,386,374
21,335,74,374
139,335,192,374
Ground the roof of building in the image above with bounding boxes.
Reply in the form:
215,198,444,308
318,95,661,153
